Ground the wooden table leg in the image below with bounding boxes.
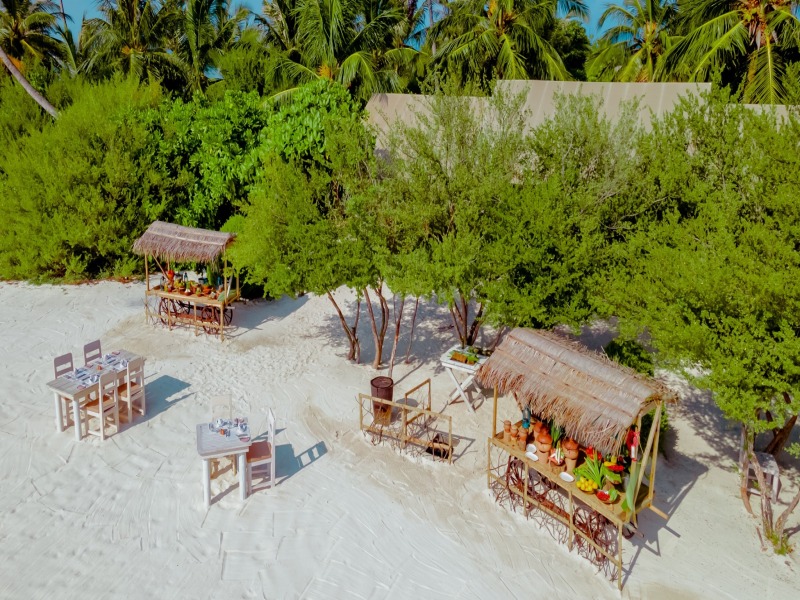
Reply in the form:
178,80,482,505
54,392,64,433
446,368,475,412
72,399,82,441
202,458,211,508
238,453,247,500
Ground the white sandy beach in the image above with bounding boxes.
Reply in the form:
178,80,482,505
0,280,797,599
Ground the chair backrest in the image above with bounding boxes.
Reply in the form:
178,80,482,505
54,353,74,379
84,340,102,365
98,371,117,403
126,357,145,394
210,395,231,422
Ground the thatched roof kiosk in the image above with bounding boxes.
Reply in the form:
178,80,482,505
132,221,235,264
479,329,675,589
477,328,675,456
132,221,239,340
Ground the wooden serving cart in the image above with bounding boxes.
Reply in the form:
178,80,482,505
132,221,240,340
476,328,676,591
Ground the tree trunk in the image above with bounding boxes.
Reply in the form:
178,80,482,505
364,284,389,369
404,296,420,364
740,424,754,515
764,393,796,456
326,291,360,363
489,325,506,350
774,486,800,541
746,432,775,541
466,302,484,346
0,47,58,118
387,294,405,379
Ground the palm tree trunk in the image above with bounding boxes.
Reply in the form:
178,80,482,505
0,47,58,118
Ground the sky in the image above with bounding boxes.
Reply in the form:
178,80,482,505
65,0,610,40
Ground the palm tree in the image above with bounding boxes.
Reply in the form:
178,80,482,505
177,0,250,92
587,0,677,82
659,0,800,103
0,0,61,116
82,0,182,84
267,0,418,100
0,0,63,66
428,0,588,84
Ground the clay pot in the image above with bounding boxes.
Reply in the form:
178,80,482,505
533,421,547,437
517,436,527,451
503,420,512,443
535,431,552,455
510,426,519,438
562,437,580,460
565,457,578,473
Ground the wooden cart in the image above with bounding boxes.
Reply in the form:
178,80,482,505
133,221,240,340
476,328,676,591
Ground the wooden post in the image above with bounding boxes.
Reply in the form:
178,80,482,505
492,386,498,437
633,402,661,525
648,401,662,504
448,417,453,465
617,523,623,592
145,254,150,291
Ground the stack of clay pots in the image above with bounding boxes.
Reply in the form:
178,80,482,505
517,426,528,451
563,437,580,472
503,420,512,443
535,424,552,455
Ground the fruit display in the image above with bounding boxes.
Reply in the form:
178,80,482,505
576,476,598,493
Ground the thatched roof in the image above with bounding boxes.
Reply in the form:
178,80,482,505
132,221,235,263
476,328,676,455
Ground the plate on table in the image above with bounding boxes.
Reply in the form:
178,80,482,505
525,451,539,462
559,471,575,483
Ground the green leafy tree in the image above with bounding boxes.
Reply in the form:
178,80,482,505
659,0,800,103
548,18,590,81
610,91,800,551
227,80,376,362
587,0,678,82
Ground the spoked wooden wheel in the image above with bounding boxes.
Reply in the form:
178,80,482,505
201,306,232,334
157,298,172,327
573,506,613,564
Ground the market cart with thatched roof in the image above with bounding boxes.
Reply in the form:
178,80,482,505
133,221,240,340
476,328,676,590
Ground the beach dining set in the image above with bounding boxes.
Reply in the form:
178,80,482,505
46,341,276,506
47,340,146,442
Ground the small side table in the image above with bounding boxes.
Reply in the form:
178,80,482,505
196,423,252,507
439,345,490,412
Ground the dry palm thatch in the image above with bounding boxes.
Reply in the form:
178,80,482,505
476,328,676,455
132,221,235,263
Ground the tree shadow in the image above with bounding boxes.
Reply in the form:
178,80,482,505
224,294,309,343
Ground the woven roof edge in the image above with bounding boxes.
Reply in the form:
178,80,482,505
132,221,235,263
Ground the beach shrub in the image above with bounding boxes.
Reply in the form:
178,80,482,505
0,78,163,281
139,89,272,230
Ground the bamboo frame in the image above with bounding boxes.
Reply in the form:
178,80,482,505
142,251,240,341
357,393,453,464
488,388,666,591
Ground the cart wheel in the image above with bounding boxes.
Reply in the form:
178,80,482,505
157,298,171,327
573,506,611,564
176,300,191,314
223,306,232,325
201,306,217,334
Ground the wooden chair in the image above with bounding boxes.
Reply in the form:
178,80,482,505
82,371,119,441
117,357,145,423
83,340,102,366
246,408,276,495
54,353,74,429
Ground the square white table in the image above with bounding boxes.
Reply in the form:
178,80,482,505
196,423,252,507
46,350,142,441
439,344,491,413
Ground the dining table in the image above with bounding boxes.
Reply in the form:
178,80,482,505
196,421,252,508
46,349,143,441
